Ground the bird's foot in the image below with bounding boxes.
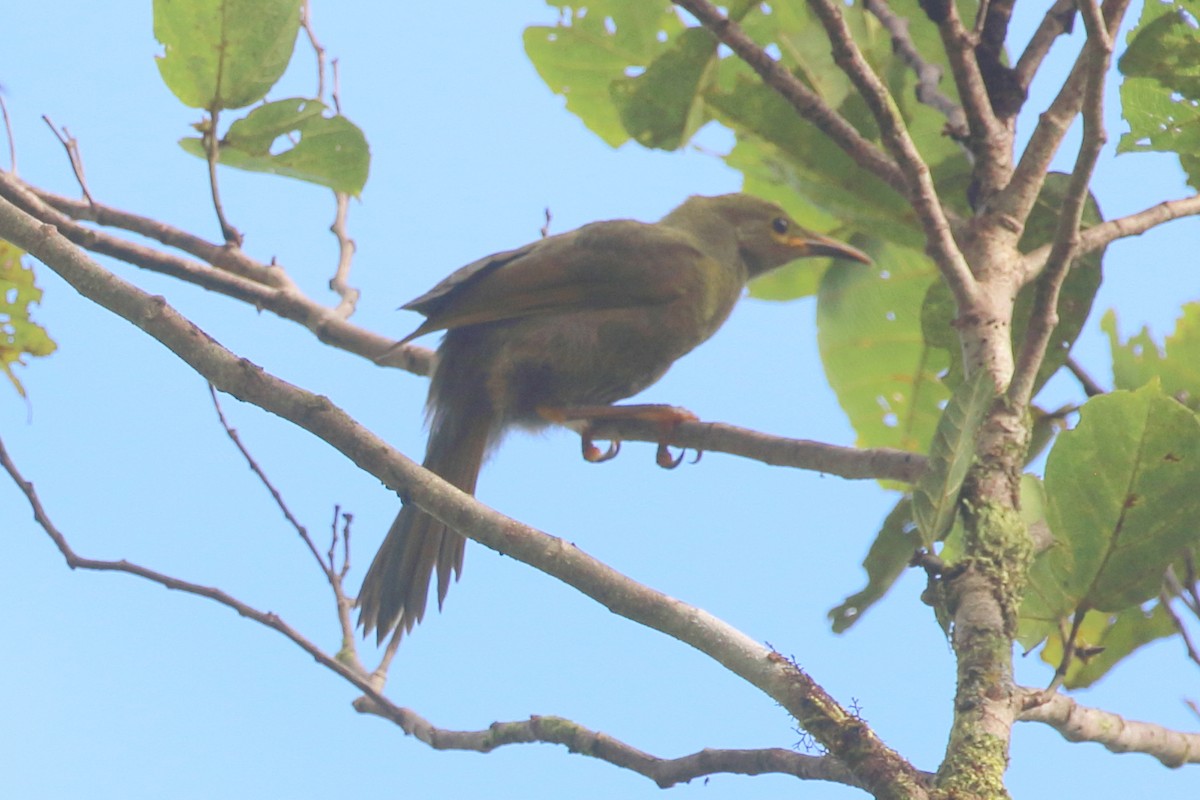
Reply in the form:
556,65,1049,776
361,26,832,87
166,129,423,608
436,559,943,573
538,404,701,468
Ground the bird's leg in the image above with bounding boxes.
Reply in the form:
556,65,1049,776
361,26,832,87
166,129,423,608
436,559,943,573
537,404,700,468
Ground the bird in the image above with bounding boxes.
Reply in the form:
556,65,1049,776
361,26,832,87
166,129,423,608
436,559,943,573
357,193,870,642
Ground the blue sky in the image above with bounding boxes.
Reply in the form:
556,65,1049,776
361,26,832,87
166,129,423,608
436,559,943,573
2,3,1197,799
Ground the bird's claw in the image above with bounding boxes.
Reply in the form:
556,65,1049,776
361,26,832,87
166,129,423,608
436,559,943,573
582,432,621,463
655,442,702,469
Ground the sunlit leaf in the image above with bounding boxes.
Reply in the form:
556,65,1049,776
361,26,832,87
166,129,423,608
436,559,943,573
1102,303,1200,411
817,240,949,454
0,241,57,397
154,0,302,111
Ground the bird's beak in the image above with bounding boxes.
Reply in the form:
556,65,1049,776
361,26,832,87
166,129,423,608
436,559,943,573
790,232,872,265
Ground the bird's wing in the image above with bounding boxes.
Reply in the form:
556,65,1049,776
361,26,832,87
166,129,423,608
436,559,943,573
399,220,710,341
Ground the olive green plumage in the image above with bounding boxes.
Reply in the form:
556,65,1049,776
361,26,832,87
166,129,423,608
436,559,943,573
357,193,869,642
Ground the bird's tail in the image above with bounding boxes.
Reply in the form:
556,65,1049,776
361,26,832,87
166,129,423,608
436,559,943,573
357,389,494,643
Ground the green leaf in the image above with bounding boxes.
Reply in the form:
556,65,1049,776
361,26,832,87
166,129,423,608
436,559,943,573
154,0,302,111
912,369,995,545
828,497,920,632
0,241,57,397
707,77,927,252
180,98,370,195
524,2,685,147
1102,303,1200,411
609,26,718,150
1036,604,1178,689
1037,383,1200,615
817,240,950,454
1117,0,1200,189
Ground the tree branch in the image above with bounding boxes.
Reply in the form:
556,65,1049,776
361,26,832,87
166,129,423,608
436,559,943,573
862,0,967,137
918,0,1012,197
803,0,978,310
583,416,925,484
0,169,435,377
671,0,910,198
1018,690,1200,767
1008,0,1114,409
2,433,882,790
1014,0,1078,92
353,701,881,789
0,195,929,800
990,0,1132,230
0,169,919,483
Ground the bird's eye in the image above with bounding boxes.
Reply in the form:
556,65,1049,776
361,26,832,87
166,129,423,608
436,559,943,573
771,217,790,235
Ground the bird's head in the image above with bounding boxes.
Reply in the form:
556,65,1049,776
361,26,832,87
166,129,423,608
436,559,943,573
674,194,872,278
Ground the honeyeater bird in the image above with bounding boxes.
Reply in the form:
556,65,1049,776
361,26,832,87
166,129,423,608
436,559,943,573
358,193,870,642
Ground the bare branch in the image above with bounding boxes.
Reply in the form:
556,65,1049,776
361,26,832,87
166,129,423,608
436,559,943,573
0,169,434,377
42,116,95,204
1015,0,1078,91
202,111,242,245
2,428,899,790
328,191,359,317
0,170,918,482
803,0,978,309
1077,194,1200,258
583,416,925,483
208,383,329,572
0,432,373,684
1064,356,1105,397
23,178,292,288
991,0,1132,231
1160,591,1200,669
1,96,17,174
671,0,909,197
0,195,929,800
300,0,327,101
863,0,967,137
354,702,882,790
1008,0,1114,409
917,0,1013,197
1018,690,1200,766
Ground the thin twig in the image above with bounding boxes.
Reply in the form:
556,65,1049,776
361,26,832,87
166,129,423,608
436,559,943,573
331,59,342,115
0,169,434,377
918,0,1011,198
208,383,330,572
1015,0,1078,91
1065,356,1105,397
352,701,879,789
42,116,95,203
0,96,16,174
328,191,359,317
0,433,372,684
991,0,1131,234
1159,592,1200,669
203,110,242,245
863,0,967,139
1008,0,1115,409
671,0,910,197
300,0,327,101
4,434,876,787
803,0,978,310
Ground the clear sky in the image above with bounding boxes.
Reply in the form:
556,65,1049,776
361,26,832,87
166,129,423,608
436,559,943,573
2,3,1197,799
